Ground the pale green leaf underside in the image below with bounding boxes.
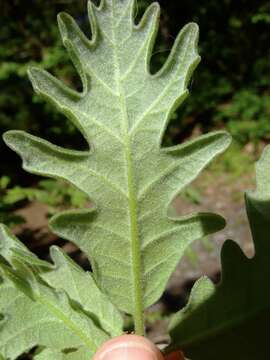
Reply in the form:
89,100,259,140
3,0,230,320
0,275,102,360
0,225,122,359
34,347,90,360
0,278,96,360
168,146,270,360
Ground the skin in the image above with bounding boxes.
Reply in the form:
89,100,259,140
93,335,185,360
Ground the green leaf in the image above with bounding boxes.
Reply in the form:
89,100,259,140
42,246,123,337
168,145,270,360
0,275,99,360
0,225,122,359
3,0,230,333
0,224,29,262
0,225,53,271
34,347,90,360
11,245,123,336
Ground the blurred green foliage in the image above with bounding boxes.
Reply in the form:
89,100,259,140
0,176,25,227
209,142,254,179
0,0,88,154
215,90,270,144
0,175,88,227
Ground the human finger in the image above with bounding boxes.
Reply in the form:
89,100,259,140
93,334,164,360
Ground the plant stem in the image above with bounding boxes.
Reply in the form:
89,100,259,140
123,118,144,335
111,1,144,336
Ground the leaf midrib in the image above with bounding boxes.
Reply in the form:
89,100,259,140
110,1,144,335
37,292,97,352
1,266,97,353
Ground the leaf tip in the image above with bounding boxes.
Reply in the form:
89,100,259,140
57,12,69,34
137,1,160,32
57,12,76,44
147,1,161,15
27,66,45,94
49,245,64,267
184,22,199,35
217,130,232,149
2,130,19,149
180,22,200,52
27,66,40,78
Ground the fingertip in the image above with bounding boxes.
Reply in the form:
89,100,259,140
93,335,164,360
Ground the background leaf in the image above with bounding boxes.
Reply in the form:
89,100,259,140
0,224,122,359
168,145,270,360
0,275,101,360
34,347,90,360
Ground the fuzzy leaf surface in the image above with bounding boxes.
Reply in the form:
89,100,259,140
3,0,230,326
34,347,90,360
0,225,122,359
0,274,102,360
43,246,123,337
168,145,270,360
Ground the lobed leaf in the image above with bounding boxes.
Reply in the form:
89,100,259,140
0,274,101,360
0,225,122,359
43,246,123,337
168,145,270,360
3,0,230,333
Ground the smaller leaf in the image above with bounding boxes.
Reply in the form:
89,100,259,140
1,260,108,352
0,224,123,359
43,246,123,337
0,224,29,262
34,346,90,360
0,276,80,360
